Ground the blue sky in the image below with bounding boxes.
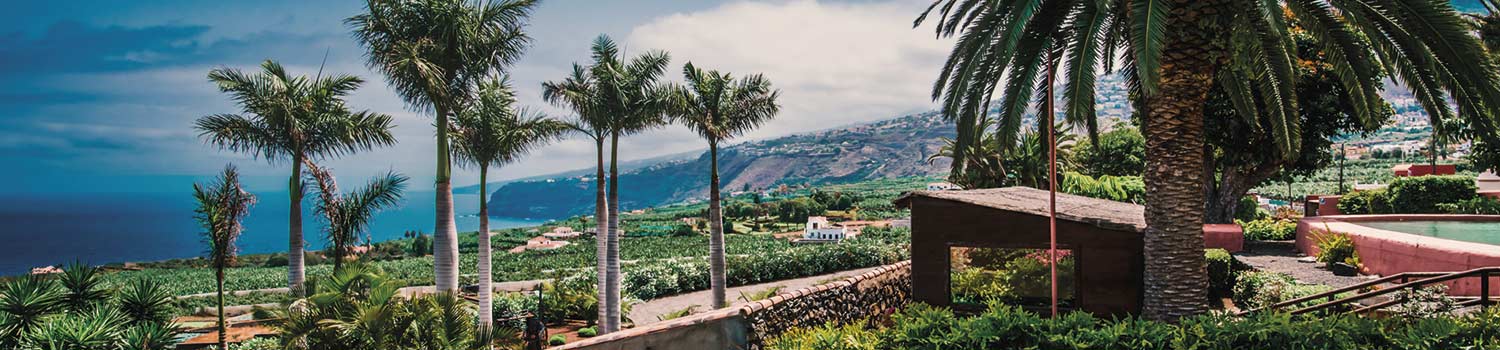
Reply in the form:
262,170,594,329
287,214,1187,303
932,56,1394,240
0,0,953,194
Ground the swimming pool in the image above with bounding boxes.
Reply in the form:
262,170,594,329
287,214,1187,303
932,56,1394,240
1355,221,1500,246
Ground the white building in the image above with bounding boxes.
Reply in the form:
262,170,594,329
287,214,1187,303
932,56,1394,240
803,216,847,241
926,182,962,191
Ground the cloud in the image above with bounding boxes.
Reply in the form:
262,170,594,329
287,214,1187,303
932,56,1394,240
0,21,210,77
626,0,950,135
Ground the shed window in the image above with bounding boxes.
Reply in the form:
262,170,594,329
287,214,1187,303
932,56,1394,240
949,247,1076,307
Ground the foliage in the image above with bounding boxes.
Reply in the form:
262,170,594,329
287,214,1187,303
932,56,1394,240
1058,172,1145,204
1439,197,1500,215
1204,249,1236,297
1234,196,1263,222
304,163,408,270
547,334,566,346
116,278,175,326
1071,126,1145,178
1315,231,1360,269
1388,175,1479,214
773,301,1500,350
0,266,183,350
1231,270,1333,310
230,337,280,350
1393,285,1459,320
58,261,110,313
1238,218,1297,241
0,276,65,347
576,326,597,338
656,305,699,321
739,286,785,303
1337,189,1393,214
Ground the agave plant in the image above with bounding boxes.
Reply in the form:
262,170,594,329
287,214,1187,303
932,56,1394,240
116,278,175,327
117,322,181,350
58,262,110,313
0,276,64,347
22,307,127,350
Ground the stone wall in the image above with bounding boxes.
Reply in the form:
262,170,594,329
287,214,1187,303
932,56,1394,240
739,261,911,349
550,261,912,350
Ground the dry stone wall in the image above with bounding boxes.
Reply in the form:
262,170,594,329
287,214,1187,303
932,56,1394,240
739,261,912,349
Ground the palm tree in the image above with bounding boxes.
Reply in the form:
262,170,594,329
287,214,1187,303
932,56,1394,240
196,60,396,295
304,162,408,272
192,165,257,350
451,77,567,329
589,35,673,333
348,0,539,294
542,64,613,327
665,62,780,308
916,0,1500,320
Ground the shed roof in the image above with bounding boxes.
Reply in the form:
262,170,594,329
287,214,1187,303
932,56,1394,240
894,187,1145,232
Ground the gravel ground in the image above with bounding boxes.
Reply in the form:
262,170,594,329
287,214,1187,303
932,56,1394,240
1235,241,1375,289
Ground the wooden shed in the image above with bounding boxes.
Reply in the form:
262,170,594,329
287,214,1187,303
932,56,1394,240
894,187,1146,316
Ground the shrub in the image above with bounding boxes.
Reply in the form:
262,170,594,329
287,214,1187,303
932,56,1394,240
1234,196,1262,222
1238,218,1296,241
1337,189,1392,214
1314,230,1359,269
1231,270,1336,310
1387,175,1477,213
577,326,598,338
1205,249,1236,296
1439,197,1500,214
231,337,280,350
548,334,566,346
768,320,883,350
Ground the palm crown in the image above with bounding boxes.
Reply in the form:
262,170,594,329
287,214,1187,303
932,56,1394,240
917,0,1500,166
193,166,256,270
196,60,396,162
305,163,408,271
452,77,569,168
668,62,782,145
590,35,673,136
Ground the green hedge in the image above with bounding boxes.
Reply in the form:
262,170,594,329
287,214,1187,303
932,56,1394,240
1238,218,1297,241
769,303,1500,350
1338,176,1477,214
1439,197,1500,214
1205,249,1236,297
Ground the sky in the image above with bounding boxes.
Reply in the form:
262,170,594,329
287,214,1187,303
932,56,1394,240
0,0,954,194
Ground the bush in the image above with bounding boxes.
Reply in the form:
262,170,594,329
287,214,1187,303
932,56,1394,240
577,326,598,338
1314,230,1359,269
1238,218,1296,241
1439,197,1500,214
1234,196,1262,222
1387,175,1477,213
1231,270,1334,310
767,303,1500,350
1337,189,1391,214
548,334,566,346
1205,249,1236,296
231,337,280,350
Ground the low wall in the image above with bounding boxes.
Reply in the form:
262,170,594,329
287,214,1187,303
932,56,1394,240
1298,215,1500,296
551,261,912,350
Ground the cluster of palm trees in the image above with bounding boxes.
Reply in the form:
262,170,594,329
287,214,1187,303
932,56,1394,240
539,35,782,333
189,0,782,343
917,0,1500,320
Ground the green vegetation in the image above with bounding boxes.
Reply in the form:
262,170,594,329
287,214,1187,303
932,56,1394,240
656,305,699,321
548,334,567,346
0,265,181,349
1231,270,1336,311
1238,218,1297,241
1314,231,1360,269
577,326,598,338
1337,175,1479,214
1204,249,1237,297
768,303,1500,350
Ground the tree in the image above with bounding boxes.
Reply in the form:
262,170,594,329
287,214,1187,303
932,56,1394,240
349,0,539,293
541,63,613,326
928,120,1075,189
582,35,673,333
451,77,567,329
192,165,256,350
196,60,395,295
666,62,781,308
1072,126,1145,178
304,162,408,272
917,0,1500,320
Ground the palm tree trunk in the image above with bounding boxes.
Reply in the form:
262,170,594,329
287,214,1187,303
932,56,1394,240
708,143,728,309
216,267,227,350
593,138,610,329
478,167,494,330
1139,0,1228,321
435,105,459,293
289,156,306,296
603,132,622,333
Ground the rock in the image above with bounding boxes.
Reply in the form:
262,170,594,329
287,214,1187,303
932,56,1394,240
1297,256,1318,263
1331,262,1359,276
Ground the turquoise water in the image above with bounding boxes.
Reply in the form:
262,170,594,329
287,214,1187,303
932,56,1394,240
1357,221,1500,245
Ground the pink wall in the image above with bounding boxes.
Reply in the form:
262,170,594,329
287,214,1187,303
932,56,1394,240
1298,215,1500,296
1203,224,1243,253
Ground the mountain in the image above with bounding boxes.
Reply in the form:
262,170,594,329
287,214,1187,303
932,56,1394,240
486,111,956,219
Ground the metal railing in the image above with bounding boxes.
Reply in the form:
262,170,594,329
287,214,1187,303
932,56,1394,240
1238,267,1498,316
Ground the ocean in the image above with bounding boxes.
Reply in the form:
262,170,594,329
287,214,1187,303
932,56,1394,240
0,191,543,275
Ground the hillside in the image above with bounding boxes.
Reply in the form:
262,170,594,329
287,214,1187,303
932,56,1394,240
487,111,955,218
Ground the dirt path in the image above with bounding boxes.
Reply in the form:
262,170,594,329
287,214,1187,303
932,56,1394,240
627,266,882,326
1235,241,1374,289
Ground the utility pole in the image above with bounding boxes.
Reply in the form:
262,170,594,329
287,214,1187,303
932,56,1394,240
1338,143,1347,194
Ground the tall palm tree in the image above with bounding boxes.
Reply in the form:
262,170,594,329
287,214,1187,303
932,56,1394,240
192,165,256,350
451,77,567,329
196,60,395,295
542,64,613,327
348,0,538,293
304,162,408,272
665,62,780,309
589,35,672,333
916,0,1500,320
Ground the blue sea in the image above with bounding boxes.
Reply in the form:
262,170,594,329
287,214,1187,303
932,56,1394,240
0,191,542,275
